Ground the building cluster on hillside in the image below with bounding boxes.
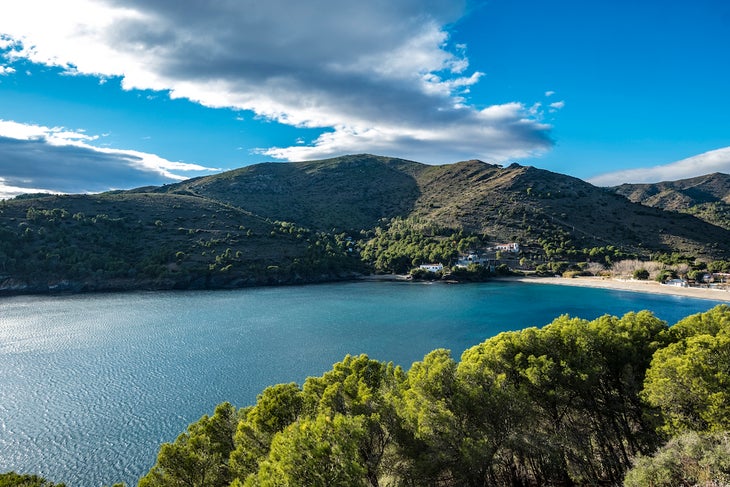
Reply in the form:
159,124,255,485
416,243,520,274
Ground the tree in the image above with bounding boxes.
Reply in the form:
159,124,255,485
139,402,239,487
670,304,730,341
535,263,552,276
302,354,401,486
655,269,675,282
687,269,706,282
0,472,66,487
455,310,670,485
229,384,304,480
456,345,533,487
394,349,466,485
245,414,367,486
642,306,730,435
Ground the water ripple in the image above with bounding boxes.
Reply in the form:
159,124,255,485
0,283,722,486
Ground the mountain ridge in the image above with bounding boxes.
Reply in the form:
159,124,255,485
172,154,728,257
1,154,729,294
612,172,730,230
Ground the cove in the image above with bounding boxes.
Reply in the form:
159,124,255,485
0,280,723,486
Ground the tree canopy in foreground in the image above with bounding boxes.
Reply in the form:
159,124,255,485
6,306,729,486
137,304,730,487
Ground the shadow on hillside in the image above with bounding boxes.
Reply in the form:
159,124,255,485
169,154,423,232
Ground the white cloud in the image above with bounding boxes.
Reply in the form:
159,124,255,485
0,119,218,197
0,65,15,75
0,35,15,50
589,146,730,186
0,0,554,163
549,100,565,110
262,102,552,163
545,90,555,97
0,178,57,200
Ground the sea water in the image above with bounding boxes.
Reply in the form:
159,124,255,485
0,281,723,486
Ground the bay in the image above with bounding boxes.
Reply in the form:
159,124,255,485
0,280,723,486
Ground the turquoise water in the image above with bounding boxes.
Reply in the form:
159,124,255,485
0,281,723,486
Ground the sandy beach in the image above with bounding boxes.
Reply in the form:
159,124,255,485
502,275,730,303
359,273,730,303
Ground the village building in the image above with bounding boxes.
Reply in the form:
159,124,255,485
663,278,689,288
712,273,730,283
419,263,444,273
456,253,489,268
494,242,520,253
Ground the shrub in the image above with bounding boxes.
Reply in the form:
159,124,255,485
656,269,676,282
535,263,552,276
624,431,730,487
409,268,441,280
494,263,512,276
633,269,650,280
585,262,606,276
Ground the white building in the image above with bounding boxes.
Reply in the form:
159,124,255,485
456,253,488,267
494,242,520,253
419,264,444,273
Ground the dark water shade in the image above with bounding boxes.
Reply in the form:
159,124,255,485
0,280,723,486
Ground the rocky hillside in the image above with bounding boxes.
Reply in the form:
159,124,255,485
167,155,730,258
161,154,424,232
612,173,730,230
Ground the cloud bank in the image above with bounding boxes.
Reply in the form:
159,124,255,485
0,120,217,199
0,0,554,164
589,146,730,186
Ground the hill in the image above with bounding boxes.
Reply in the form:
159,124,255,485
408,161,729,257
167,155,730,258
161,154,424,232
0,191,363,294
612,172,730,230
2,154,729,294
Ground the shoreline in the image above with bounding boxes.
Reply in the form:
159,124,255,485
3,273,729,303
497,275,730,303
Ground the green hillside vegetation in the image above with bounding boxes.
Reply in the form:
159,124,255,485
0,192,363,293
129,304,730,487
359,218,481,274
2,154,730,294
613,172,730,230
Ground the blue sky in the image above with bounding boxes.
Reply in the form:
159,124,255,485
0,0,728,198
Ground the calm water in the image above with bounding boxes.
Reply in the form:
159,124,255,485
0,281,723,486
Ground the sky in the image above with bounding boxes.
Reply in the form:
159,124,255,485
0,0,729,198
